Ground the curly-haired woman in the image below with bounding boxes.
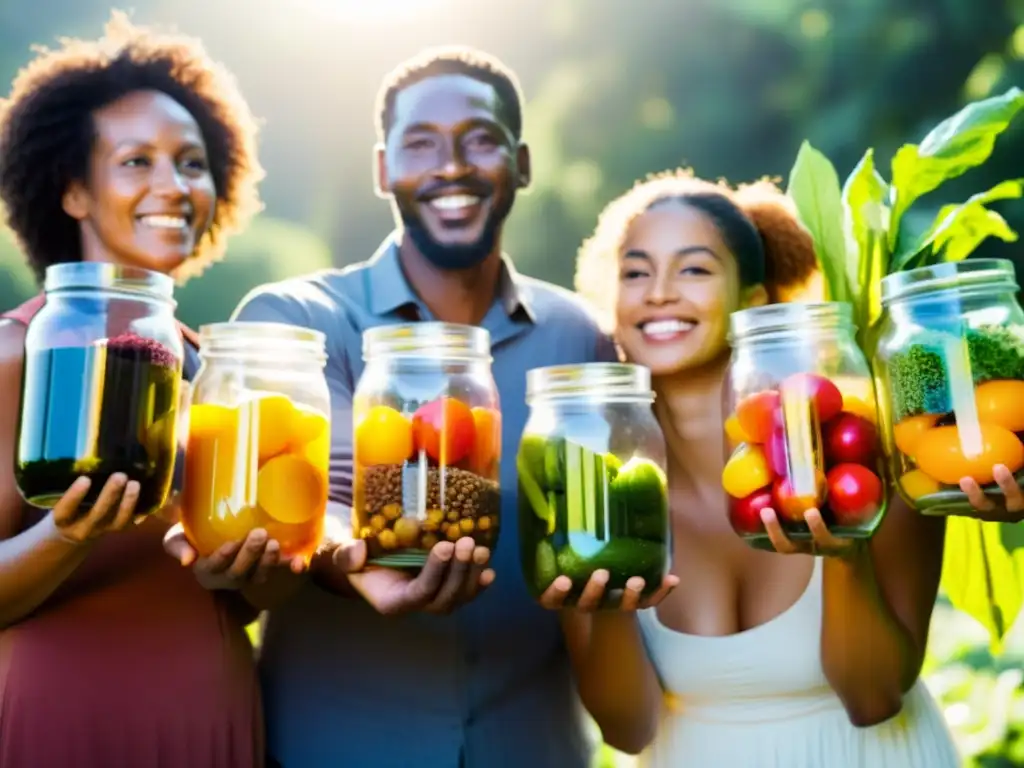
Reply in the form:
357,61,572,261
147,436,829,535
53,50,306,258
0,12,273,766
550,171,960,766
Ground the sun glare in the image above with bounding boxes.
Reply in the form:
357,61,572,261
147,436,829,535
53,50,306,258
297,0,454,24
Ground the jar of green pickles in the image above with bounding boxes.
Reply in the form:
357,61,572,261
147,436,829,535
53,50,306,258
517,363,670,607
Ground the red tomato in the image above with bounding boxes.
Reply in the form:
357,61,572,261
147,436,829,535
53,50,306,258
780,373,843,424
772,471,827,523
412,397,476,464
729,488,773,535
823,413,878,467
826,463,883,526
735,390,781,443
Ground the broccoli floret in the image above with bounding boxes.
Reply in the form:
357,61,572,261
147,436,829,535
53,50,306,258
966,325,1024,382
890,344,948,420
889,325,1024,420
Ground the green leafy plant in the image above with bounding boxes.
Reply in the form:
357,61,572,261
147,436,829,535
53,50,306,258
785,87,1024,651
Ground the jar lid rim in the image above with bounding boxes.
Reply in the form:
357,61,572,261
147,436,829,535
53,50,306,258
728,301,853,340
880,258,1018,304
198,321,327,361
526,362,653,400
43,262,175,299
363,321,491,359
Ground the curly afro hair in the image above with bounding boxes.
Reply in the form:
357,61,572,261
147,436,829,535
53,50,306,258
375,45,524,142
575,168,820,326
0,10,264,284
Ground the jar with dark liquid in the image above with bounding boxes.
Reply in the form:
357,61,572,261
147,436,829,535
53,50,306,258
14,263,184,516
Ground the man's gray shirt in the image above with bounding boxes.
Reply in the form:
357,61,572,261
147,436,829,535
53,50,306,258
232,235,618,768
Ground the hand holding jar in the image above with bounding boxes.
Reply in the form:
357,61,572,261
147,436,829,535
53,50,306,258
518,363,674,610
722,303,888,551
874,261,1024,522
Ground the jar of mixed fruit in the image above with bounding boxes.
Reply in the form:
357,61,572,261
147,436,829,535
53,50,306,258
723,302,886,548
15,263,184,517
873,259,1024,516
518,363,669,608
180,322,330,561
352,323,501,569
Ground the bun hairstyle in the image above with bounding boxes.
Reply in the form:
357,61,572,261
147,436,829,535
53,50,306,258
575,168,821,326
731,179,819,301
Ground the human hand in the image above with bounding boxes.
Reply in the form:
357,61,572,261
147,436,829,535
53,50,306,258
331,533,494,616
958,465,1024,522
49,473,141,545
539,569,679,612
163,523,307,591
759,507,860,558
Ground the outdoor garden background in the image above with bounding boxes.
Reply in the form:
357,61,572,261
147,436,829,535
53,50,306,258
2,0,1024,764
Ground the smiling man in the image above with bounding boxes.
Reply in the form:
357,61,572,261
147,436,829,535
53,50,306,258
229,48,618,767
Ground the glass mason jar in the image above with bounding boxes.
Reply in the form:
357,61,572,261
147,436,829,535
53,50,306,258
15,263,183,517
180,322,330,560
723,302,887,548
517,363,670,608
352,323,501,569
873,259,1024,516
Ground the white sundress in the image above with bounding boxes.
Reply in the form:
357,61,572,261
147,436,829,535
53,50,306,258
635,558,962,767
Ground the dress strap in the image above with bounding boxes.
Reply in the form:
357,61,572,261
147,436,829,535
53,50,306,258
1,294,45,326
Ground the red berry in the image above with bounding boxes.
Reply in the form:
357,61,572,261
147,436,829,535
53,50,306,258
729,488,773,535
823,413,878,467
826,463,883,526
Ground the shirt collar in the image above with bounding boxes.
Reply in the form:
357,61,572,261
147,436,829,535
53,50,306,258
367,232,536,323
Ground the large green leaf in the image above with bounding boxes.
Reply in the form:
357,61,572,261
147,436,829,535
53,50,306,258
892,180,1023,270
787,140,850,303
941,516,1023,655
887,87,1024,250
840,148,889,338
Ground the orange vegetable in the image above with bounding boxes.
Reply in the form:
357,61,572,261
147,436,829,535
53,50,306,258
355,405,414,466
914,423,1024,485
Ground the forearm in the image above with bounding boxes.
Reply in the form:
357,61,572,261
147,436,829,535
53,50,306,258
561,611,661,754
0,513,92,628
820,548,914,726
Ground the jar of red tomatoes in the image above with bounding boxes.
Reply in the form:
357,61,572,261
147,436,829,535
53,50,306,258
873,259,1024,516
722,302,886,548
352,323,501,569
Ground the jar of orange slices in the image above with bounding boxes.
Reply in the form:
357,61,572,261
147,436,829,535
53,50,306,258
352,323,501,570
180,322,330,561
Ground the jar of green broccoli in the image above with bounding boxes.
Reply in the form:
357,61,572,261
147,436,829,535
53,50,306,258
517,362,670,607
873,259,1024,516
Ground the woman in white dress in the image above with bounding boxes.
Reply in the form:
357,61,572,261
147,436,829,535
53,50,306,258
542,170,962,767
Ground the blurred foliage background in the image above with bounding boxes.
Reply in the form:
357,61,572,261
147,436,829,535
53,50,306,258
4,0,1024,763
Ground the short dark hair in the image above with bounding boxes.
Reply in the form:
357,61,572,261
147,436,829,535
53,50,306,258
0,11,264,283
375,46,524,142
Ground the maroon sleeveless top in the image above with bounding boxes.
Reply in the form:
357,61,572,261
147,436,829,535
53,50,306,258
0,296,264,768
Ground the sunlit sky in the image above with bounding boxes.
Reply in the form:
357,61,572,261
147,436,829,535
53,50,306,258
295,0,457,24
